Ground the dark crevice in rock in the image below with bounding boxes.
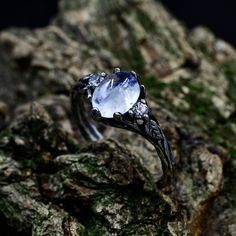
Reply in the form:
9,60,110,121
0,212,29,236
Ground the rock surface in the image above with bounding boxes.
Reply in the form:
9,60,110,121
0,0,235,235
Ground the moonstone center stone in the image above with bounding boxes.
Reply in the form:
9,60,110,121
92,72,140,118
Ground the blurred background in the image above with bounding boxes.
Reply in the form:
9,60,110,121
0,1,236,235
1,0,236,47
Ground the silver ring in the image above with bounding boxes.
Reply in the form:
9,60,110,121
70,68,175,187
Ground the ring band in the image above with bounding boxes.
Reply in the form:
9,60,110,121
71,68,175,187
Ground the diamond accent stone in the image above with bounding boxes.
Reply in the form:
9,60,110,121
92,71,140,118
132,101,149,118
88,74,104,87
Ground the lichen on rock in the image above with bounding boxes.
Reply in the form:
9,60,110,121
0,0,235,235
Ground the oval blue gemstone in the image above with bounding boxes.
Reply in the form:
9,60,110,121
92,71,140,118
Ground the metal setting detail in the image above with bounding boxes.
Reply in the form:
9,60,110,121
71,68,175,186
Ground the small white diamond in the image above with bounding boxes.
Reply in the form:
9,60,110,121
132,101,148,118
89,74,104,87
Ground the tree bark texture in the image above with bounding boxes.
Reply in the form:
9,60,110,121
0,0,236,235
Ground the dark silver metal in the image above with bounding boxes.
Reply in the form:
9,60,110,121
71,69,175,187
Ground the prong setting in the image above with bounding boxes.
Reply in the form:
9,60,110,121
143,114,149,122
100,72,106,77
113,112,122,120
91,108,101,121
130,71,137,77
87,90,92,100
112,68,121,73
140,99,146,104
128,110,134,117
140,85,146,98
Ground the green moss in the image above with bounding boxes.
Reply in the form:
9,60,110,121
78,218,106,236
229,149,236,159
111,41,145,73
143,75,168,97
0,129,11,152
101,8,145,73
91,188,171,235
135,8,179,56
60,0,87,11
0,128,12,139
123,224,170,236
135,9,158,34
193,43,213,59
185,86,216,116
142,75,236,152
163,38,179,56
221,59,236,103
65,137,80,153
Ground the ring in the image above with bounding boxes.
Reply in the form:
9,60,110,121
71,68,175,187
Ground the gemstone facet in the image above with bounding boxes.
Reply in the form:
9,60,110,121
92,71,140,118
